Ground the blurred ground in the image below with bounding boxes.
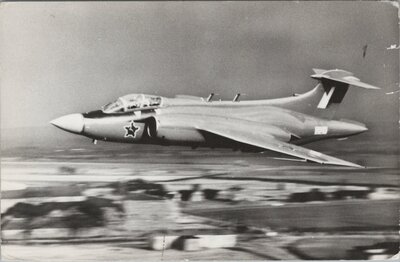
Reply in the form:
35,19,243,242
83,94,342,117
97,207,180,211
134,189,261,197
1,138,399,260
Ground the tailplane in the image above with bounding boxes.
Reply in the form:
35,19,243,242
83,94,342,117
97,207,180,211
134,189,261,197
310,68,380,119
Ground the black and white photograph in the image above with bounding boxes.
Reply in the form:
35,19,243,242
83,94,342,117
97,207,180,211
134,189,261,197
1,1,399,260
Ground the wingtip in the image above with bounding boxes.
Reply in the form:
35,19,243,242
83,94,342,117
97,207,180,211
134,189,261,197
351,163,365,169
339,161,365,168
321,159,365,168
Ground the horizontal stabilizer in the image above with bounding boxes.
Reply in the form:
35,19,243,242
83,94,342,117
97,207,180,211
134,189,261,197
311,68,380,90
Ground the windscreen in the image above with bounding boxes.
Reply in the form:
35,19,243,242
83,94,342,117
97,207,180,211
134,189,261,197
102,99,125,114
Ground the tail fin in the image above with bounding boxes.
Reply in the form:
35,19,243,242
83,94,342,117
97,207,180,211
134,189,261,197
310,68,380,119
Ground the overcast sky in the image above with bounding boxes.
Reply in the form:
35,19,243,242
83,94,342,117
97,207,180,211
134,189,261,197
1,2,398,135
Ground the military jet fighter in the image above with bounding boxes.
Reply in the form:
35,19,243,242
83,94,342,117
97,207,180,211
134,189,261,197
51,68,380,168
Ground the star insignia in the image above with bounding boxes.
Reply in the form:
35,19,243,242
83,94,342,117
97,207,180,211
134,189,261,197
124,121,140,138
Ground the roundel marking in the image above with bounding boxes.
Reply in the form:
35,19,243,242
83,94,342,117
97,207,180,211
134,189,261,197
124,121,140,138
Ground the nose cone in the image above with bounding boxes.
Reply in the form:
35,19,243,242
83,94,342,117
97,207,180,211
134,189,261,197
50,114,84,134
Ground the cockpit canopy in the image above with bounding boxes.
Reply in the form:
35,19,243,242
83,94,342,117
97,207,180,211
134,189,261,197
102,94,162,114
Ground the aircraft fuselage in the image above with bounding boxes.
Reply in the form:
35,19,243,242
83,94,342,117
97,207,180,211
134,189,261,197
57,101,366,149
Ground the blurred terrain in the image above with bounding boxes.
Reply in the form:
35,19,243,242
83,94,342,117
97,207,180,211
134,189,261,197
1,129,399,260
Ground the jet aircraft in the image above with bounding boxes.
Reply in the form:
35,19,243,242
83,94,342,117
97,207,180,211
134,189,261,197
51,69,380,168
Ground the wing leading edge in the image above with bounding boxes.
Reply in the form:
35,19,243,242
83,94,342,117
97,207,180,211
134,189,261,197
197,124,363,168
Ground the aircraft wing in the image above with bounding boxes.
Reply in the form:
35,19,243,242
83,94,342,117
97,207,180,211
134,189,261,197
197,124,363,168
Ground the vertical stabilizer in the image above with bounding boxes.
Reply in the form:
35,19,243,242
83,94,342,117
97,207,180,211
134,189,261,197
309,69,380,119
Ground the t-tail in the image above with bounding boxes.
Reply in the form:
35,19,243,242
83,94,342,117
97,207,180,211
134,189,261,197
296,69,380,119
